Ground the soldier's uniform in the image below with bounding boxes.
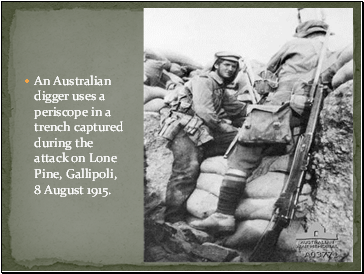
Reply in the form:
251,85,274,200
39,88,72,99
190,20,338,232
161,52,247,223
229,21,336,174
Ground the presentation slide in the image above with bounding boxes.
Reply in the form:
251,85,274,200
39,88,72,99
1,2,361,272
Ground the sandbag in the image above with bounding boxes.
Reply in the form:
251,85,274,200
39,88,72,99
158,49,203,71
277,219,306,251
224,219,304,251
238,186,312,220
235,198,276,220
144,59,172,88
144,48,168,61
163,70,185,86
144,98,165,113
332,60,353,89
169,63,188,78
199,156,228,175
336,44,353,69
186,189,218,219
145,48,203,72
144,85,167,104
224,219,269,248
244,172,287,199
196,173,224,197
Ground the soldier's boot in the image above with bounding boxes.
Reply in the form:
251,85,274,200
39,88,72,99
190,212,236,233
190,169,247,233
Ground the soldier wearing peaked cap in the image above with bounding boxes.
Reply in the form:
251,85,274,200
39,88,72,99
190,20,339,233
159,51,248,223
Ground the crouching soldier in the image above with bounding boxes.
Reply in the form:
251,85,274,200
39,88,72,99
190,20,337,233
159,52,248,223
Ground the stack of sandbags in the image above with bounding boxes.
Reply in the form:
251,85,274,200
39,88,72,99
186,153,313,251
186,156,227,219
226,172,312,251
186,154,293,221
144,49,203,113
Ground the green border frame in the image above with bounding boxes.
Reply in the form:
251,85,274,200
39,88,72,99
1,1,361,271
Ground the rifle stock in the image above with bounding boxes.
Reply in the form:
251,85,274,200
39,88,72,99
249,212,287,262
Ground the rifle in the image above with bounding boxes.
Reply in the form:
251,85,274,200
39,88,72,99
244,59,261,104
249,28,330,262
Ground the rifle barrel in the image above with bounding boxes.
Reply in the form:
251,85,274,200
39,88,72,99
308,27,330,102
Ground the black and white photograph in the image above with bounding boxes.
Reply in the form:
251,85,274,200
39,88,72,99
143,8,354,262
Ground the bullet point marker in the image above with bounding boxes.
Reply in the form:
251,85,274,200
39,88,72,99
25,79,29,83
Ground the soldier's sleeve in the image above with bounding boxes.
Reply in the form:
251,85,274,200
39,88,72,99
191,77,226,132
222,91,247,119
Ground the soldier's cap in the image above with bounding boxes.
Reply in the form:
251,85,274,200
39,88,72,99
294,20,333,38
214,51,241,63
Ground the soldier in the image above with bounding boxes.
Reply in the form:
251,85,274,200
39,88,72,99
160,52,248,223
190,20,337,232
